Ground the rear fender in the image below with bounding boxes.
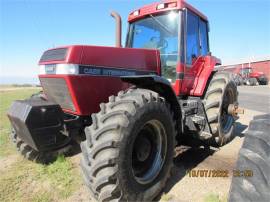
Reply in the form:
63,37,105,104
190,56,221,96
121,75,181,119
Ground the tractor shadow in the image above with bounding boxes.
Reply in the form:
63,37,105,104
155,121,248,200
155,146,215,200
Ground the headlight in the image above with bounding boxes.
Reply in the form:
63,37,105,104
39,64,79,75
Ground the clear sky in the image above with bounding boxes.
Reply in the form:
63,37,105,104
0,0,270,83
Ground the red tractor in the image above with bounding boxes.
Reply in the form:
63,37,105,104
8,0,242,201
240,67,268,85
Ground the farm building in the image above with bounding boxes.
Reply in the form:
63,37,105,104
219,56,270,80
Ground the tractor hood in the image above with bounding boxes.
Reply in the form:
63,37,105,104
250,71,265,77
38,45,161,116
39,45,161,75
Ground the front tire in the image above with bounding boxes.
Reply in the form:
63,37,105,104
80,88,176,201
203,71,238,146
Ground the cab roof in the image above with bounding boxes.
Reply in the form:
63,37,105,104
128,0,208,22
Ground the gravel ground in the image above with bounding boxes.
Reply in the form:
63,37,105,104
238,85,270,113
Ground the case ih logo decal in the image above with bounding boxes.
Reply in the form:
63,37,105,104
79,65,155,77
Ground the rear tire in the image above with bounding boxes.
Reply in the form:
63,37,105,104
203,71,238,146
258,79,268,85
80,88,176,201
254,78,259,86
229,114,270,202
246,78,257,86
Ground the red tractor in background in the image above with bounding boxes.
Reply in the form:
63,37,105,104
7,0,242,201
240,67,268,86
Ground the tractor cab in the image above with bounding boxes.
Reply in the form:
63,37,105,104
126,0,221,96
240,67,252,78
126,11,180,82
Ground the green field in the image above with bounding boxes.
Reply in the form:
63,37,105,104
0,88,82,202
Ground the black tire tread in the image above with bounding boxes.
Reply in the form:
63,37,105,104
203,71,237,146
229,114,270,202
81,88,176,201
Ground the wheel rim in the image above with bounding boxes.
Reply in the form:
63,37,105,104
220,88,234,133
131,119,167,184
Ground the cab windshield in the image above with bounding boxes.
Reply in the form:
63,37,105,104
241,68,252,75
126,12,180,82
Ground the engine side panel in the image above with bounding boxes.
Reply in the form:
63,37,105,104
39,46,161,116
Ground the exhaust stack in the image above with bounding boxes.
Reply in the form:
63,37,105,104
110,11,122,47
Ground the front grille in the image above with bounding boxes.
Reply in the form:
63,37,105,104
40,78,75,111
40,48,67,62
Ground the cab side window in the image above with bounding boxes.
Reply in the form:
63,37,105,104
186,11,199,65
186,10,209,65
199,20,209,56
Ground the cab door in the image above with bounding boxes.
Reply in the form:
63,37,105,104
180,9,209,95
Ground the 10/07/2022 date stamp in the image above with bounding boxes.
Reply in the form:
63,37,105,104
187,169,253,178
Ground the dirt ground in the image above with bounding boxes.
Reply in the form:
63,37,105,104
63,109,262,202
0,155,18,172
